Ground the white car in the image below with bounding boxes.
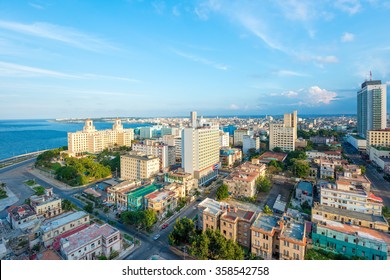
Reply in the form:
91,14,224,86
153,234,160,240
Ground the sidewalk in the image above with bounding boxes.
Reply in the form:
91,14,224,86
0,187,18,211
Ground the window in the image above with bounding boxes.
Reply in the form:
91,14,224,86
284,240,290,247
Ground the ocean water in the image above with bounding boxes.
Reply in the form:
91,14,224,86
0,120,151,160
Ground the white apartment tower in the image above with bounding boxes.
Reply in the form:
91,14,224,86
269,111,297,152
357,79,387,138
67,119,134,156
182,112,220,186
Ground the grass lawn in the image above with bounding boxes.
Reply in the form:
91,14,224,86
25,179,36,186
33,186,46,195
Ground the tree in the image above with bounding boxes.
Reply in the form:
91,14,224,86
272,147,283,153
168,217,196,245
360,165,366,174
286,150,307,166
190,233,210,260
292,159,310,178
121,210,143,225
142,209,157,229
216,184,229,201
83,202,93,213
256,176,271,192
204,229,244,260
263,205,273,215
62,199,75,211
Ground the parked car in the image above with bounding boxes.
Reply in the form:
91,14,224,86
153,234,160,240
161,223,169,229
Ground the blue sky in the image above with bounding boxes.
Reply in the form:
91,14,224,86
0,0,389,119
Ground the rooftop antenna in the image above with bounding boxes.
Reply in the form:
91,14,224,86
370,70,372,81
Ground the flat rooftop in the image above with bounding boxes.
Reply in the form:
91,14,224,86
319,219,390,243
41,211,88,232
198,198,228,215
61,223,119,254
251,214,280,232
128,184,163,199
145,189,175,202
221,208,255,222
297,181,313,196
258,151,288,163
281,221,305,241
313,204,388,224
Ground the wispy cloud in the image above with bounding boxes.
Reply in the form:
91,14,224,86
273,70,309,77
0,61,139,82
229,104,240,110
341,32,355,42
172,49,228,70
0,20,117,52
29,2,45,10
334,0,361,15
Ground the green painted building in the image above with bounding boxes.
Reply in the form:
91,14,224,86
127,183,163,211
312,220,390,260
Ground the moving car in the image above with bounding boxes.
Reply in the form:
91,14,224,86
161,223,169,229
153,234,160,240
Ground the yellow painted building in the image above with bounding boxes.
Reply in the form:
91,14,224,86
120,152,159,180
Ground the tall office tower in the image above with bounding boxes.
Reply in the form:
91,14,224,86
190,111,197,128
182,113,220,186
357,79,387,138
269,111,298,152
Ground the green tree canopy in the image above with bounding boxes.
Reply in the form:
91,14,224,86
216,184,229,201
168,217,196,246
292,159,310,178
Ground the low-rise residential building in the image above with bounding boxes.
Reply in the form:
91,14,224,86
312,219,390,260
120,152,159,180
223,162,266,198
306,150,342,160
106,180,142,211
220,147,242,168
220,207,256,248
6,204,37,230
197,198,229,231
164,169,198,196
127,183,164,211
144,189,177,219
30,188,62,219
295,181,313,206
317,158,347,179
312,203,389,231
60,223,122,260
234,128,251,146
258,151,287,164
319,182,383,215
309,136,335,145
41,211,90,247
368,146,390,170
250,214,306,260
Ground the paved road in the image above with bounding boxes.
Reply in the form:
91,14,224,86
342,142,390,207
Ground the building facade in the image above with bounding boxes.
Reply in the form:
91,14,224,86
67,119,134,156
269,111,297,152
357,80,387,138
242,135,260,155
132,140,175,170
30,188,62,219
120,152,159,180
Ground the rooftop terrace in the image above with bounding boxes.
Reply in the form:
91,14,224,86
281,221,305,241
251,214,280,232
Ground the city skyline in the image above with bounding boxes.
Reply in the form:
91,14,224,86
1,1,390,119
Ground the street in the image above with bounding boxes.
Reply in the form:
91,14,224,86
342,142,390,207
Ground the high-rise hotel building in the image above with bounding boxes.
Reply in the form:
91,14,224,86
357,80,387,138
182,112,220,186
67,119,134,156
269,111,297,152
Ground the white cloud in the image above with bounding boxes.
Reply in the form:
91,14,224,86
307,86,337,104
341,32,355,42
0,20,117,52
314,55,339,64
334,0,361,15
275,0,312,21
274,70,308,77
229,104,240,110
29,2,44,10
172,49,228,70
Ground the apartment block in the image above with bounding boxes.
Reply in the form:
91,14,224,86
60,223,121,260
30,188,62,219
242,135,260,155
144,189,177,219
164,169,198,196
319,181,383,215
120,152,159,180
312,203,389,232
233,128,251,146
106,180,143,211
40,211,90,247
197,198,229,231
269,111,297,152
126,183,163,211
67,119,134,156
6,204,38,230
306,150,342,160
312,219,390,260
367,129,390,154
220,147,242,168
132,139,175,170
219,131,230,147
250,214,306,260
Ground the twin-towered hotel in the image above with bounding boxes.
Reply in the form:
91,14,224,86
67,118,134,156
